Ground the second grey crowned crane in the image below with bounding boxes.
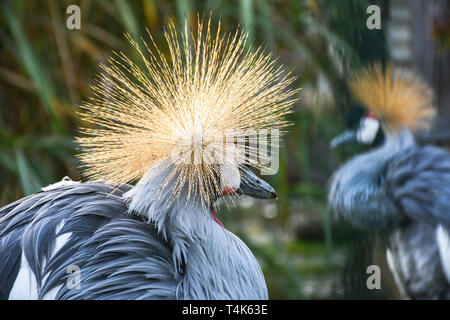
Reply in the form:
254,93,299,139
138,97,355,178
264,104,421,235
328,64,450,299
0,18,297,300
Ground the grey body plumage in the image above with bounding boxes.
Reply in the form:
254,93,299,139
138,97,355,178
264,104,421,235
0,171,268,299
329,128,450,299
387,221,450,299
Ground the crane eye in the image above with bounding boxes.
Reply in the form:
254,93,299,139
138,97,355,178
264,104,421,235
357,115,380,145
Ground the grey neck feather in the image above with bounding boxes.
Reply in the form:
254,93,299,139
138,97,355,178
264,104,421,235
123,161,268,299
328,128,416,231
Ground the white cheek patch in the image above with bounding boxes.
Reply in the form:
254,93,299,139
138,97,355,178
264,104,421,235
357,117,380,145
220,164,241,191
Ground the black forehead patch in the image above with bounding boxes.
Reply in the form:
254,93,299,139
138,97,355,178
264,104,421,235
345,104,367,129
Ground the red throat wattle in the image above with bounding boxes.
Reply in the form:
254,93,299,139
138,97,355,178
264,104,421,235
210,209,224,227
366,111,377,119
221,187,236,196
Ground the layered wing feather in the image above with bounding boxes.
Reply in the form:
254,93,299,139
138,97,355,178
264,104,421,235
386,145,450,227
0,181,179,300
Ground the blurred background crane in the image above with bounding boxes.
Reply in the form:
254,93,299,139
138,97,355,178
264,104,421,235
0,0,449,299
328,64,450,299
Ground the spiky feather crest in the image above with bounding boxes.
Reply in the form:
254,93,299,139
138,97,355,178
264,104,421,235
75,17,297,208
349,63,435,132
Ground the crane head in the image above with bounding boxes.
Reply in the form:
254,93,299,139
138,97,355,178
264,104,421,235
330,106,383,149
76,16,295,209
331,63,436,149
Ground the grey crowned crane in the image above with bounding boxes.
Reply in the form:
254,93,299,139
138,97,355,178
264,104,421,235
328,64,450,299
0,18,297,300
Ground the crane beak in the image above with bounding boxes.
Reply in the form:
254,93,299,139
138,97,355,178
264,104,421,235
330,129,357,149
236,166,278,199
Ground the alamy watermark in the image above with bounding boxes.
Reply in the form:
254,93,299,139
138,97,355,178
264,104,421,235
366,265,381,290
169,129,280,175
66,5,81,30
67,4,381,31
66,264,81,290
366,5,381,30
